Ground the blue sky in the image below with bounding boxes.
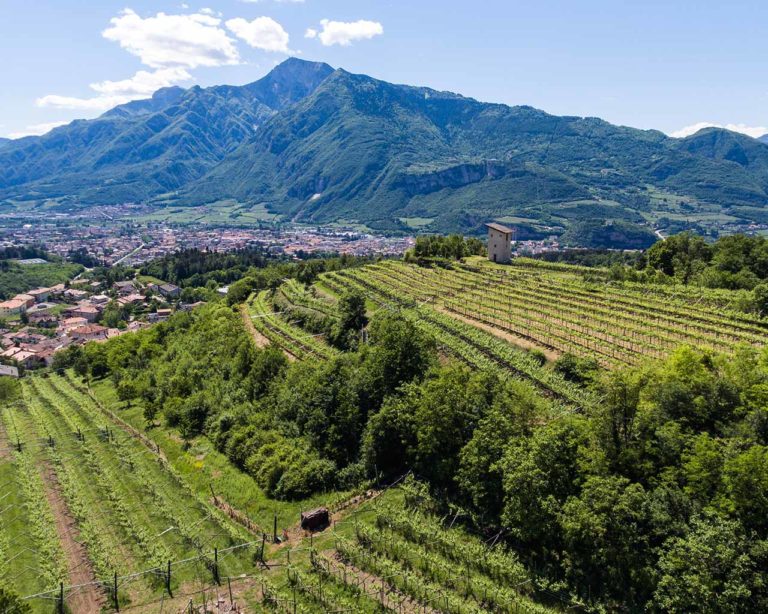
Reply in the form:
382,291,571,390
1,0,766,139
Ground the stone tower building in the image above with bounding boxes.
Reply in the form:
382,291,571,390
485,223,514,264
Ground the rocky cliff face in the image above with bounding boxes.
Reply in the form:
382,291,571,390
396,160,518,196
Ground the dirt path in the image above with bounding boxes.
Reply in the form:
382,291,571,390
240,305,270,349
436,305,561,362
314,284,339,301
240,305,297,362
40,462,107,613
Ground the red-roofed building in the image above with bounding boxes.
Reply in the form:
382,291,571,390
70,324,109,342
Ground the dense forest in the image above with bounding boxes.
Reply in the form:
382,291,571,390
139,247,274,287
535,232,768,289
644,232,768,290
406,234,486,261
532,248,645,268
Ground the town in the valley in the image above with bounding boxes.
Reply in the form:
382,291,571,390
0,275,192,376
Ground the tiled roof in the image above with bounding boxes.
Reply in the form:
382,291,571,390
485,222,514,234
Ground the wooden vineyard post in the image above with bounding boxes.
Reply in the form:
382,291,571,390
273,513,278,543
213,547,220,585
113,571,119,611
166,560,173,597
260,534,266,564
58,582,64,614
228,576,233,605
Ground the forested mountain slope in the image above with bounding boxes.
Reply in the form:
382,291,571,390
0,59,333,204
4,59,768,235
194,67,768,233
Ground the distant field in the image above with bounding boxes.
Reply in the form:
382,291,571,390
133,201,278,225
399,216,435,228
239,258,768,412
229,258,766,408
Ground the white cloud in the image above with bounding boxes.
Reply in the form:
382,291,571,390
36,8,237,115
226,16,291,53
35,94,128,112
8,121,69,140
37,67,192,111
91,67,192,96
102,9,240,69
671,122,768,139
309,19,383,46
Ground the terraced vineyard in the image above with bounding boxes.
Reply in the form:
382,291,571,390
319,268,598,409
316,258,767,372
253,478,559,614
247,289,339,361
0,374,260,612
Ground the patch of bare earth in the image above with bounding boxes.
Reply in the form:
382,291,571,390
314,285,339,302
280,347,299,362
239,305,270,349
39,462,107,613
436,305,561,361
240,305,297,362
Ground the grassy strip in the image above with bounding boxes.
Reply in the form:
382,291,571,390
27,378,173,572
248,290,339,360
41,375,254,579
373,504,529,589
1,396,68,593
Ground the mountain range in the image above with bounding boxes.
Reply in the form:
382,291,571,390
3,58,768,245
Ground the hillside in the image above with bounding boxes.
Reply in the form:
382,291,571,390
3,59,768,237
4,252,765,610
